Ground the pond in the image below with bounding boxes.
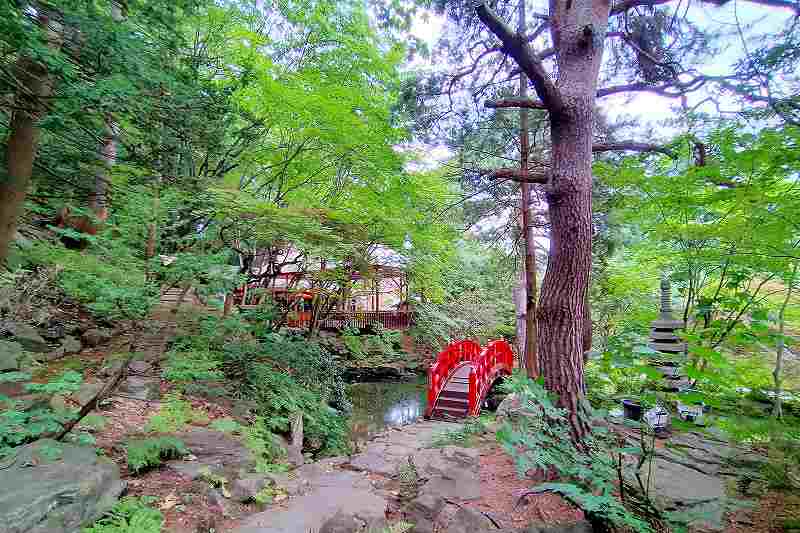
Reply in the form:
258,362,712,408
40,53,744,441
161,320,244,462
348,378,427,443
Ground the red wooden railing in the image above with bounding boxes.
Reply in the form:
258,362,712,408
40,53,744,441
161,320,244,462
426,339,514,418
318,311,412,331
468,340,514,415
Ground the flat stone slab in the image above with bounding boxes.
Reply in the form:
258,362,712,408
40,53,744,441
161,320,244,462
644,457,725,530
620,429,751,531
349,421,461,476
166,429,254,479
234,471,385,533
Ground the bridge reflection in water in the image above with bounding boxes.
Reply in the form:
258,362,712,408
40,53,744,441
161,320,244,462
348,379,426,444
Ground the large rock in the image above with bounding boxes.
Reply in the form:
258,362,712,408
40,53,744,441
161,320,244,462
81,329,112,348
166,429,254,480
59,336,81,356
418,463,481,502
0,340,22,372
404,492,445,524
637,457,725,531
319,510,365,533
72,381,104,408
8,324,49,353
231,474,272,502
119,375,160,401
0,439,125,533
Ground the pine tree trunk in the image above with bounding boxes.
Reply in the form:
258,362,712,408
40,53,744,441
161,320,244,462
537,101,595,439
0,14,62,265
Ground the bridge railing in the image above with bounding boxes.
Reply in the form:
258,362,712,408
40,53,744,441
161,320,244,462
426,339,481,418
468,340,515,415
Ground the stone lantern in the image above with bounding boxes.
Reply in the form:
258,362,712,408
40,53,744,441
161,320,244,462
648,276,688,390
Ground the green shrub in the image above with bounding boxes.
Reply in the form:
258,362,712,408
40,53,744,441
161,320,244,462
82,496,163,533
162,315,351,457
162,349,223,387
125,436,188,474
144,393,208,433
245,363,349,456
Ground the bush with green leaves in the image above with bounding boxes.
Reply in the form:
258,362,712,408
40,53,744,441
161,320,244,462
125,436,188,474
0,371,82,458
82,496,163,533
164,313,350,457
339,325,403,362
244,362,349,457
496,373,654,532
162,349,223,387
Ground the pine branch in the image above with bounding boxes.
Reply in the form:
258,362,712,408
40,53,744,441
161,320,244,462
473,0,564,115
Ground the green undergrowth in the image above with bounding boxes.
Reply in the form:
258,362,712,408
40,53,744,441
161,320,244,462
82,496,163,533
21,240,155,321
164,313,351,457
144,392,208,433
497,373,654,532
125,436,188,474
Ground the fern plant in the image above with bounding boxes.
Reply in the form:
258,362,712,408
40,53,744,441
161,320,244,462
82,496,163,533
497,373,655,532
125,436,188,474
0,371,82,457
144,392,208,433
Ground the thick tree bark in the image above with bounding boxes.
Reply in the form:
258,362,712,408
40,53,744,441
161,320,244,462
475,0,611,440
0,13,62,265
537,100,595,439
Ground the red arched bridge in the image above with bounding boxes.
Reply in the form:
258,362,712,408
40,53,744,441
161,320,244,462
425,339,514,419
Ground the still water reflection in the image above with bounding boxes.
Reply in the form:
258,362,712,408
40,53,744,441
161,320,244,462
348,378,426,443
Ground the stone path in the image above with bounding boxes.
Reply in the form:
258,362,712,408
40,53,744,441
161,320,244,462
234,420,470,533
